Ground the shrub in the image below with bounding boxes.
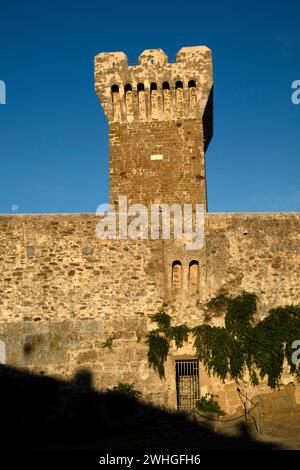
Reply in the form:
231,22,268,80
108,382,142,400
195,393,225,416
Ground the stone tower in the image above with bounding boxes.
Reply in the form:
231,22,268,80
94,46,213,210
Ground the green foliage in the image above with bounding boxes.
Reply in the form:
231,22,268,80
147,311,190,378
147,295,300,390
102,337,113,350
206,293,229,311
248,305,300,388
194,292,259,383
146,330,170,379
108,382,142,399
168,324,190,348
195,294,300,388
151,311,171,332
195,393,226,416
193,324,245,381
225,292,257,338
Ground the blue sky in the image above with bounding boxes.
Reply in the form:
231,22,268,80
0,0,299,213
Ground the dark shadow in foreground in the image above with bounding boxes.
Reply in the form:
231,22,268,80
0,365,278,451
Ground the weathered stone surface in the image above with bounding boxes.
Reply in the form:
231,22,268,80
95,46,213,210
0,47,299,415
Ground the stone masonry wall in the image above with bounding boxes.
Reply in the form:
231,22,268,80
109,120,206,208
0,212,299,413
95,46,213,209
0,213,168,404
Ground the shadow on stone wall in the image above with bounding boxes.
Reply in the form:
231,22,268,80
0,364,278,452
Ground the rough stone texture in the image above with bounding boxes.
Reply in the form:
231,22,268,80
0,46,299,415
94,46,213,209
0,211,299,413
108,120,207,208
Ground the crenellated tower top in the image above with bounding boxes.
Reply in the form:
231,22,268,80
94,46,213,210
94,46,213,123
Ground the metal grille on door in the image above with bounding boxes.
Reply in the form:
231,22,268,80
175,359,200,411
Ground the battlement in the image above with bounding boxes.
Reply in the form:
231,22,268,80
94,46,213,123
94,46,213,208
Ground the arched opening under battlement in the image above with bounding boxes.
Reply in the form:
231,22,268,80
111,84,119,93
124,83,132,93
188,80,196,88
137,83,146,119
175,81,184,114
111,85,121,121
150,83,158,118
188,80,197,114
124,84,133,117
162,82,171,116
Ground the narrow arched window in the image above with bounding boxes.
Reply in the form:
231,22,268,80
175,81,183,89
172,260,182,298
189,260,199,295
162,81,170,90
